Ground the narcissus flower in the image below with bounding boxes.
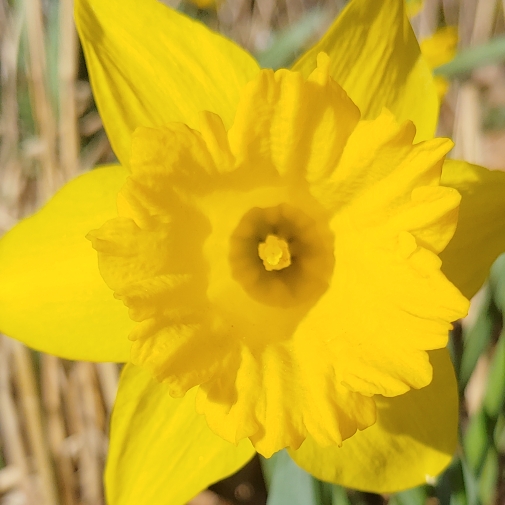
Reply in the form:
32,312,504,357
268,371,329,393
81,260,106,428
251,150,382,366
420,26,458,100
1,0,505,503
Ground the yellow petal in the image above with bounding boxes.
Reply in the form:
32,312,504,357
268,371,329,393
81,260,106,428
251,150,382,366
420,27,458,71
420,27,458,101
292,0,438,141
74,0,260,167
289,349,458,493
229,57,360,182
440,160,505,299
0,166,133,362
106,363,255,505
89,67,468,458
406,0,424,18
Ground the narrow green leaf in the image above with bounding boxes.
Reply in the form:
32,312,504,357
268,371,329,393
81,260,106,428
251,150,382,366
389,486,428,505
435,459,467,505
317,482,332,505
435,36,505,78
482,330,505,418
256,8,327,69
331,485,351,505
263,451,320,505
463,409,492,474
459,286,496,392
493,412,505,452
260,454,276,492
478,448,499,505
490,254,505,313
460,458,480,505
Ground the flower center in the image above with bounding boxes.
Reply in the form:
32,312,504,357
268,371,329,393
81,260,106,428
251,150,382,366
229,203,334,307
258,234,292,271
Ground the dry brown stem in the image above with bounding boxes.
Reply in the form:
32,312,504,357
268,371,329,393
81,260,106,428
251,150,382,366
0,337,33,503
10,341,59,505
41,355,77,505
23,0,59,200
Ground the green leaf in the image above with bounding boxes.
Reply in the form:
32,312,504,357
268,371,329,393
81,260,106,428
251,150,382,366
389,486,428,505
435,459,467,505
478,448,499,505
435,36,505,78
317,482,333,505
459,286,496,392
463,409,492,474
263,451,321,505
482,330,505,418
317,483,352,505
493,412,505,452
330,485,351,505
460,458,480,505
256,8,327,69
490,254,505,313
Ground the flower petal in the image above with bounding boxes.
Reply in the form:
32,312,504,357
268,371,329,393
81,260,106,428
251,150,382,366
228,57,360,182
75,0,260,167
89,67,468,458
289,349,458,493
406,0,424,18
440,160,505,299
306,110,468,399
0,166,133,362
106,363,255,505
420,27,458,101
292,0,438,141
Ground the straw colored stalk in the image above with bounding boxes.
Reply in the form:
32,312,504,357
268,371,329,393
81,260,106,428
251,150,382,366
41,354,78,505
0,336,34,503
10,340,59,505
23,0,59,200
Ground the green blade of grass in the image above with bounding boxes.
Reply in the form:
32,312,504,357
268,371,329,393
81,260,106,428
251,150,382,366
435,459,468,505
256,8,327,69
262,451,321,505
463,409,492,474
482,330,505,418
389,486,428,505
459,287,496,392
478,447,499,505
435,36,505,78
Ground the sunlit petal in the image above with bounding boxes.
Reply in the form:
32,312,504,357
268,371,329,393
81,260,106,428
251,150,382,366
106,363,255,505
292,0,438,141
441,160,505,298
290,349,457,493
0,166,132,362
75,0,260,166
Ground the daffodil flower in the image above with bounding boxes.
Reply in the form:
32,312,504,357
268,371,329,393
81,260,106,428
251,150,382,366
420,26,458,100
1,0,505,503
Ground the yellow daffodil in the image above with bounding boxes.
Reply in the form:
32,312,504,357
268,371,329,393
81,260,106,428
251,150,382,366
1,0,505,503
420,26,459,100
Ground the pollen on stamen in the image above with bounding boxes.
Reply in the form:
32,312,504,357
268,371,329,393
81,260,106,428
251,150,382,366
258,234,292,271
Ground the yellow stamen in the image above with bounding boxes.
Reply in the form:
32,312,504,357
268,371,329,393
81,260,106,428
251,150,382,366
258,234,292,271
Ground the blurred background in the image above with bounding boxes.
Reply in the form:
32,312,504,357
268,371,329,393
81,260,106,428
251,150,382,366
0,0,505,504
